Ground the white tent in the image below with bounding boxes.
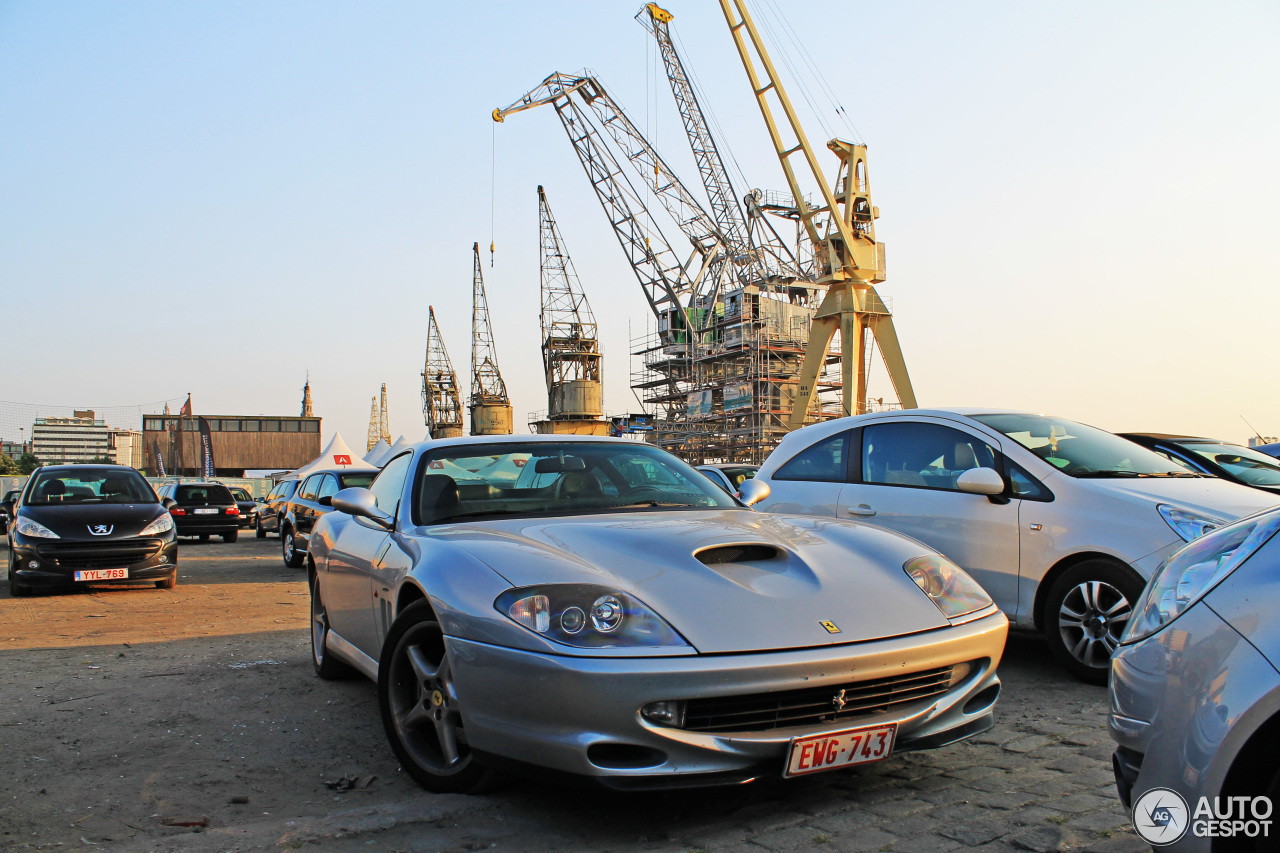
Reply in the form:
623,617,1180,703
386,435,413,458
364,438,392,467
286,432,378,480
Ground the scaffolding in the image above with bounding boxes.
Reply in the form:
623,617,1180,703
632,284,848,463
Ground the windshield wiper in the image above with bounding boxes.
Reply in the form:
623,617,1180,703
1074,470,1199,478
606,501,700,509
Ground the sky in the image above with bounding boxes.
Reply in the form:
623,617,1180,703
2,1,1277,451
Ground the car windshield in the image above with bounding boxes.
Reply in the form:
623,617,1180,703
25,468,156,505
719,466,757,488
339,473,376,489
413,441,736,525
174,484,235,504
973,414,1193,478
1180,442,1280,487
229,487,252,501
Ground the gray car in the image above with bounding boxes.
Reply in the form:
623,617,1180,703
306,435,1008,793
1109,506,1280,850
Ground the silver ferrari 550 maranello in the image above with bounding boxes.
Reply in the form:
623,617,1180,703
306,436,1009,792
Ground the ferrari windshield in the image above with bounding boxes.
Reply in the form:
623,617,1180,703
973,414,1193,478
1181,442,1280,487
25,468,157,505
413,441,736,525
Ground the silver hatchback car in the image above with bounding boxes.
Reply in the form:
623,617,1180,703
1109,506,1280,851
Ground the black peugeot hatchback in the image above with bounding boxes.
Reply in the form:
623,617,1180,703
5,465,178,596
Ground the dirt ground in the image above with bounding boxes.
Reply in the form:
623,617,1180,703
0,533,1144,853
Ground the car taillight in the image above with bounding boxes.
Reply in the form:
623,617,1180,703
170,508,186,516
226,507,240,516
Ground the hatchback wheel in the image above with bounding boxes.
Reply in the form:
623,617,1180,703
1045,560,1144,684
310,571,353,679
255,518,266,539
8,560,31,598
379,601,495,793
282,527,304,568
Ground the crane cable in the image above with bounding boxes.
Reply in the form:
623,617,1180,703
490,121,496,266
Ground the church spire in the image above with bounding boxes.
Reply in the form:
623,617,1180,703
301,372,314,418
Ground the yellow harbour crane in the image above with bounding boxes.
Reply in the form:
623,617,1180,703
717,0,916,426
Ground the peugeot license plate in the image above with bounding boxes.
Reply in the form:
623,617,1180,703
784,722,897,777
74,568,128,582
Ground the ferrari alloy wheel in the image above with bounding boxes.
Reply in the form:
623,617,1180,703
378,601,495,793
1045,559,1143,684
282,527,303,568
310,571,352,679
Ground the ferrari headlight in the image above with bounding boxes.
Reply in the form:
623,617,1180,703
1125,510,1280,643
138,514,175,536
1158,504,1227,543
14,517,59,539
903,555,992,620
496,584,688,649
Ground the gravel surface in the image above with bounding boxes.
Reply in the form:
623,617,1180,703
0,535,1147,852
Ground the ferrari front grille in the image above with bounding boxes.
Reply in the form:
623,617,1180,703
680,666,956,733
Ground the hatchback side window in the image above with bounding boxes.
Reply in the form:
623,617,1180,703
1007,462,1053,501
863,422,997,491
774,431,850,482
368,454,413,516
317,474,339,501
298,476,319,501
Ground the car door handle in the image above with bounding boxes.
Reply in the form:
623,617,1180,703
845,505,876,517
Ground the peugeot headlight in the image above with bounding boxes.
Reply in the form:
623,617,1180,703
14,517,59,539
138,514,174,536
496,584,688,649
1158,504,1227,543
904,555,992,621
1124,511,1280,643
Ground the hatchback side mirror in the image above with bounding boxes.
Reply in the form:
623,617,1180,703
331,487,393,529
162,497,177,510
956,467,1006,496
737,478,771,507
317,495,333,507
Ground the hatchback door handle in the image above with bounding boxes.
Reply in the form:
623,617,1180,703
845,505,876,517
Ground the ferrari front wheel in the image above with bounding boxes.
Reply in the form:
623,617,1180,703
378,601,495,794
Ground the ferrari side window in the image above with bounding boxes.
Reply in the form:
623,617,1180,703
369,453,413,516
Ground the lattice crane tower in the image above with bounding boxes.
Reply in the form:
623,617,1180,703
421,307,464,439
468,243,513,435
366,397,380,452
531,186,610,436
378,383,391,444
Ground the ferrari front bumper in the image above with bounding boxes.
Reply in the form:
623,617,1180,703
449,610,1008,787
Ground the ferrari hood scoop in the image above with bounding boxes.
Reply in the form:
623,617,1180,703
694,544,779,565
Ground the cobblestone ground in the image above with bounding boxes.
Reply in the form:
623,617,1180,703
343,633,1149,853
1,537,1148,852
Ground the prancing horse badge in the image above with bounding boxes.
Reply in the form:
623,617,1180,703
820,620,841,634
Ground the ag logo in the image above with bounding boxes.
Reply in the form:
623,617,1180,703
87,524,114,536
1132,787,1189,845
